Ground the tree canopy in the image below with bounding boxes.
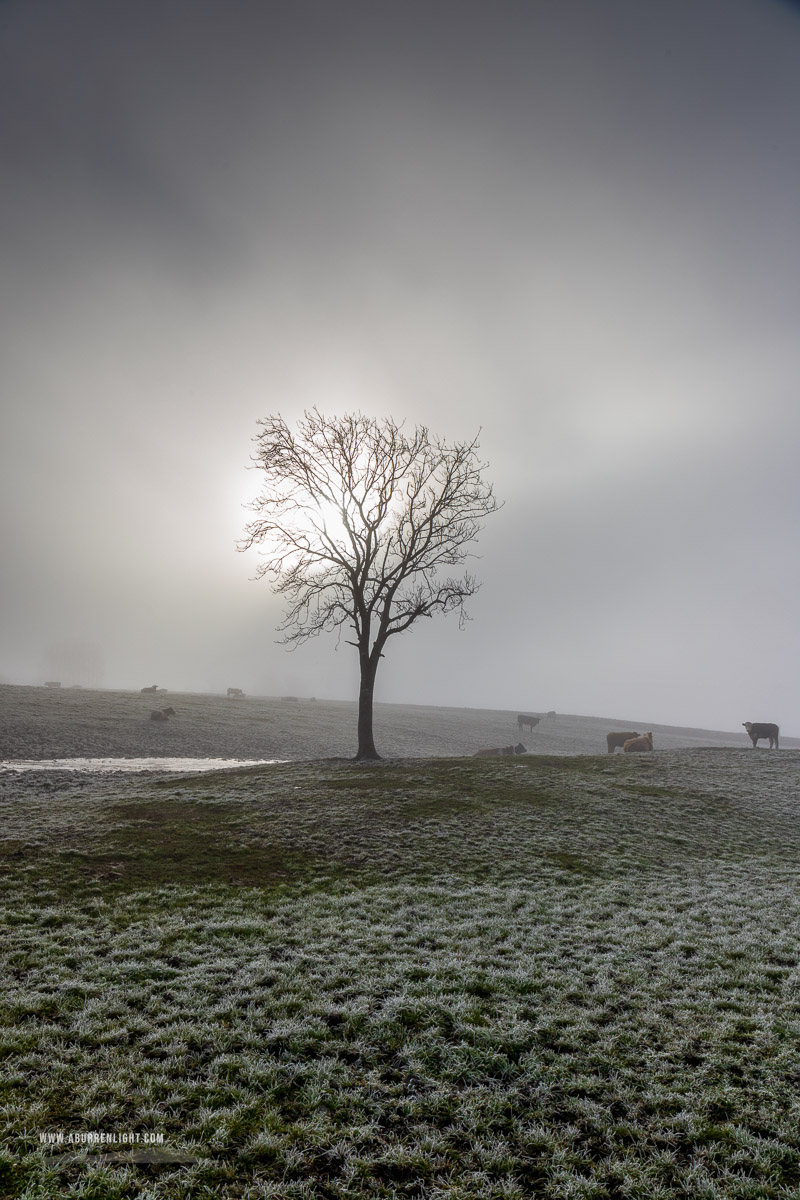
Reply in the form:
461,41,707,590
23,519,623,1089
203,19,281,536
241,410,500,758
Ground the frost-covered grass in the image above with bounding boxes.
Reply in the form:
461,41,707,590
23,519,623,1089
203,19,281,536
2,751,800,1197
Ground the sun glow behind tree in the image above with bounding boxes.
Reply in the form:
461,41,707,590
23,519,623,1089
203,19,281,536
240,410,500,758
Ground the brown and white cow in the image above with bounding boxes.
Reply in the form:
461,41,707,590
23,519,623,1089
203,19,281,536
623,732,653,753
606,731,640,754
742,721,779,749
473,743,526,757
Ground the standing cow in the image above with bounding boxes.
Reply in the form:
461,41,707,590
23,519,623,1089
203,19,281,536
517,715,540,733
742,721,779,749
606,731,640,754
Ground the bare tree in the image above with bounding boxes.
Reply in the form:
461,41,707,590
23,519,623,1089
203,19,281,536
240,410,501,760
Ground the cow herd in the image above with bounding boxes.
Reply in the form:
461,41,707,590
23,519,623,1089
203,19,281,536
474,716,659,757
134,691,783,752
603,723,781,753
491,714,784,757
606,730,653,754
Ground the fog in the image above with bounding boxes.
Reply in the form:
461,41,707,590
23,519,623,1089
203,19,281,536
2,0,799,733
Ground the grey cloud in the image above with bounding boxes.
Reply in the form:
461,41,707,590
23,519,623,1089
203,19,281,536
2,0,800,731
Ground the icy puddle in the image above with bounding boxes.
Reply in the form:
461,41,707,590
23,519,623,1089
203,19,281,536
0,757,282,774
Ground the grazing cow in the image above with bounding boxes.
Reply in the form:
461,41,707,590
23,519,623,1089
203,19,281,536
517,714,540,732
623,732,653,753
742,721,780,749
474,743,526,757
227,687,245,698
150,706,176,721
606,731,640,754
140,685,158,694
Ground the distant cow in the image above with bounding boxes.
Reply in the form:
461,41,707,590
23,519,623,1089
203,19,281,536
606,731,640,754
44,681,61,689
545,710,556,719
474,743,526,757
227,687,245,698
150,706,176,722
743,721,779,749
140,685,158,694
623,732,653,753
517,715,540,732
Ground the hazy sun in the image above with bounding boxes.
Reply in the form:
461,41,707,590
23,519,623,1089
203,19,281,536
314,498,351,543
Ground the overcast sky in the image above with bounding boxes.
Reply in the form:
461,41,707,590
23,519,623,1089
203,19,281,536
2,0,799,733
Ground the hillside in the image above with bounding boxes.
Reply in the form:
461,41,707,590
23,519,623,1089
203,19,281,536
3,750,800,1195
2,684,793,763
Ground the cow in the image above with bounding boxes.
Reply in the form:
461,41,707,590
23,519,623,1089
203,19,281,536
150,706,176,721
606,731,640,754
517,714,540,732
473,743,526,757
227,687,245,698
44,681,61,688
742,721,779,749
140,685,158,694
545,710,556,719
623,732,653,753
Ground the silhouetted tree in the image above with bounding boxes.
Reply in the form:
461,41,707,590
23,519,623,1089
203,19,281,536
240,410,500,760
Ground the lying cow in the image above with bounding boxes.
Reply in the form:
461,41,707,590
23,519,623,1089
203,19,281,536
606,731,640,754
473,743,526,757
743,721,779,749
150,706,176,722
624,732,653,753
517,714,540,732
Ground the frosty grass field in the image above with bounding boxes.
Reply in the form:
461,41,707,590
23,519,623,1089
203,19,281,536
2,691,800,1197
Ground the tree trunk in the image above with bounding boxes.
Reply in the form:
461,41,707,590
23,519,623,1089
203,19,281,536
356,653,380,760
